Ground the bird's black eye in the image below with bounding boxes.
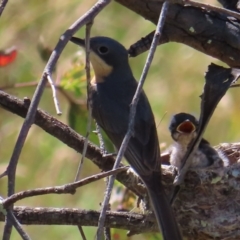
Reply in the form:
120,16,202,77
98,46,109,55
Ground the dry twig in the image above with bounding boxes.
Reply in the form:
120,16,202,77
2,167,127,208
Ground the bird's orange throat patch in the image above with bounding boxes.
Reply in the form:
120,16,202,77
89,51,113,84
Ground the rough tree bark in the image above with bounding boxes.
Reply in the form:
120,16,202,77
117,0,240,67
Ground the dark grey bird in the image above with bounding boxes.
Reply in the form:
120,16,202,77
70,36,182,240
169,112,227,171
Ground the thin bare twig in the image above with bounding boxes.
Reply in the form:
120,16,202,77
104,170,112,240
0,81,39,90
2,1,111,239
0,80,86,106
230,83,240,88
0,206,156,234
95,123,112,239
2,167,127,208
0,0,8,17
47,74,62,115
6,210,30,240
77,226,87,240
95,122,112,238
75,21,93,182
77,40,102,239
96,2,170,238
75,24,93,238
0,170,7,179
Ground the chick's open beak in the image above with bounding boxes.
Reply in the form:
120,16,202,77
70,37,85,47
176,120,196,133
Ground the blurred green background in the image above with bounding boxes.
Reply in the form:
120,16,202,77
0,0,239,239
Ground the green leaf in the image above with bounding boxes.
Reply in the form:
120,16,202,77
61,62,86,97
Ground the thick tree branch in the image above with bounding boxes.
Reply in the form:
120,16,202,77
116,0,240,67
0,207,158,234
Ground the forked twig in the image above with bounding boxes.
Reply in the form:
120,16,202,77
47,74,62,115
74,21,93,182
74,22,93,238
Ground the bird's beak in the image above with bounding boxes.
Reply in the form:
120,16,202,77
70,36,113,79
70,37,85,47
176,120,196,133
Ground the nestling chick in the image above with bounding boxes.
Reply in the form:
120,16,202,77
169,113,227,171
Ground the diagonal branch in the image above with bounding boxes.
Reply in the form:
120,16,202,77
2,167,127,208
0,90,146,198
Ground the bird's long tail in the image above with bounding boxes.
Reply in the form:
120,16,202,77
143,172,182,240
